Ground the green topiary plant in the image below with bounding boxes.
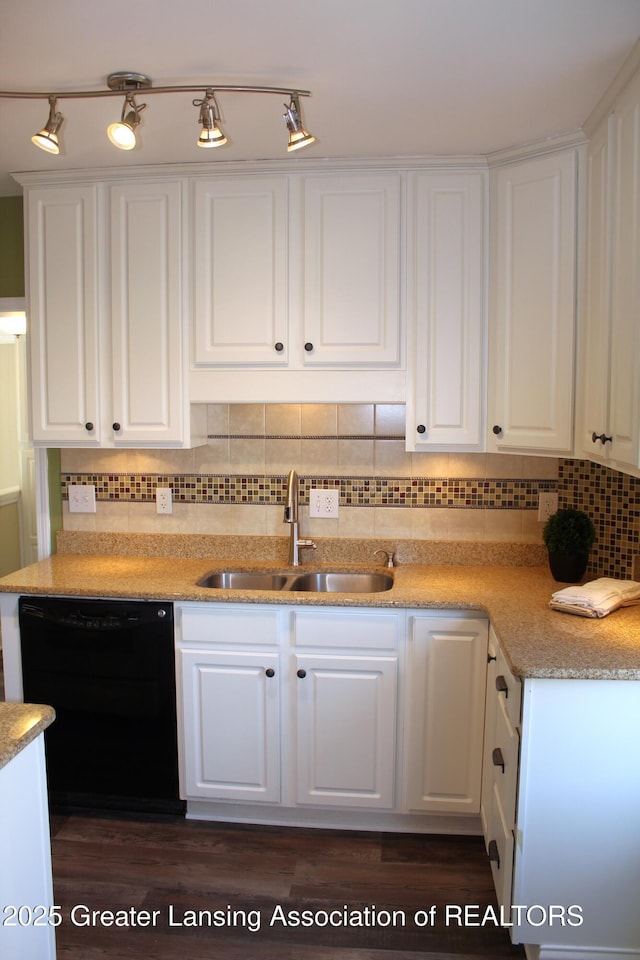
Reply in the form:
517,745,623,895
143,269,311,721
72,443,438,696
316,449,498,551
542,508,596,582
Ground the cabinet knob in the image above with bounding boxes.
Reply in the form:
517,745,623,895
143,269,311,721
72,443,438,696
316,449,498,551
487,653,497,663
274,342,284,352
487,839,500,868
304,342,314,352
591,431,613,445
297,668,307,679
492,425,503,436
84,422,94,432
496,675,509,697
112,422,121,432
492,747,505,773
416,424,426,434
265,668,275,678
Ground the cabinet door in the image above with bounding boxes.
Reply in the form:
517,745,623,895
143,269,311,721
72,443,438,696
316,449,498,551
27,186,101,444
295,652,397,808
406,172,484,449
302,173,401,365
609,73,640,469
110,181,185,445
404,616,488,814
581,116,613,459
179,648,280,803
192,177,288,365
488,150,577,453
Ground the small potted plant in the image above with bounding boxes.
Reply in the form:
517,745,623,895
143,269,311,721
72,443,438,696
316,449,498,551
542,507,596,583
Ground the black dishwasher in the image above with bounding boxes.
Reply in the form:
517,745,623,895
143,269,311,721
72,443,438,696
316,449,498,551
19,596,185,817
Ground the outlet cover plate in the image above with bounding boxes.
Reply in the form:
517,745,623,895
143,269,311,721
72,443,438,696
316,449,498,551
309,488,339,518
156,488,173,514
538,491,558,522
68,484,96,513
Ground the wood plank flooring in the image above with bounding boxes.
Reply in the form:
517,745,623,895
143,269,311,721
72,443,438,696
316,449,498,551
50,814,526,959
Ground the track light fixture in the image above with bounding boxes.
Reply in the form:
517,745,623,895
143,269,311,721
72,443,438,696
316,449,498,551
283,94,316,152
193,89,227,148
31,96,64,154
1,72,314,156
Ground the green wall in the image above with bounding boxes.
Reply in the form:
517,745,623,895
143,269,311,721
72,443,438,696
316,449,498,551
0,196,24,297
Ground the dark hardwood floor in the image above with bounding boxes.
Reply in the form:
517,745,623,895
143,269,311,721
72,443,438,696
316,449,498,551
50,813,526,959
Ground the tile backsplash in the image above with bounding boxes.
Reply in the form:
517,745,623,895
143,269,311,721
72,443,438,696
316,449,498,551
58,406,640,577
61,403,557,545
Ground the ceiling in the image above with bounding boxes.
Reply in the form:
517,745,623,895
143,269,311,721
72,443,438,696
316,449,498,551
1,0,640,195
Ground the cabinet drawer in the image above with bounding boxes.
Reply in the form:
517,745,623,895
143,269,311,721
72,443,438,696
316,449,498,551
495,646,522,729
179,605,280,646
491,694,520,825
486,782,514,913
292,609,400,650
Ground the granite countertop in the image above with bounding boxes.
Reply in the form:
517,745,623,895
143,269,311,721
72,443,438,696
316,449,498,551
1,534,639,681
0,702,55,772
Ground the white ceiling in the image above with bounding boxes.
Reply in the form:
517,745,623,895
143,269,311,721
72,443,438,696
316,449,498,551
1,0,640,195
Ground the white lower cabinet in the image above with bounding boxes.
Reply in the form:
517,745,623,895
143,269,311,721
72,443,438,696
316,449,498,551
404,615,488,813
175,602,488,828
483,629,640,958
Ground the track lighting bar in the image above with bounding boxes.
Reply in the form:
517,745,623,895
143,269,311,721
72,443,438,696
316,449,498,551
0,72,314,155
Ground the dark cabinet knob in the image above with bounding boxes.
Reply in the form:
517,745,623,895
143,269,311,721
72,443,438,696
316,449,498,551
496,675,508,697
417,424,426,434
487,839,500,868
304,342,314,352
297,669,307,679
84,422,94,431
265,668,275,678
487,653,497,663
492,747,505,773
112,422,121,432
274,342,284,352
492,425,503,436
592,431,613,445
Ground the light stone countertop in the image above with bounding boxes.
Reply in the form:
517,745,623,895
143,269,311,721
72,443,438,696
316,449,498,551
0,702,55,772
1,534,639,681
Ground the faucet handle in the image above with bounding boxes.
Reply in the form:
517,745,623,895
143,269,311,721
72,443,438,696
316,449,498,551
374,549,396,568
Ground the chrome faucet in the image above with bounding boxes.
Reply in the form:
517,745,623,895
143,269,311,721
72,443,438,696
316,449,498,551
284,469,317,566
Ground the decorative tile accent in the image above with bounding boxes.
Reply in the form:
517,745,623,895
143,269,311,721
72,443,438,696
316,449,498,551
61,473,556,510
558,459,640,578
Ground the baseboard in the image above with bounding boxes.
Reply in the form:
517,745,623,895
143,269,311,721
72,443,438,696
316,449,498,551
525,945,639,960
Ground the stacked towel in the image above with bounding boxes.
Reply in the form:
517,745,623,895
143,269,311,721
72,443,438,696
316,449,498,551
550,577,640,618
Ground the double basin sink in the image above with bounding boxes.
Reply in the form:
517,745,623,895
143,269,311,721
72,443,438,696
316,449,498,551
198,570,393,594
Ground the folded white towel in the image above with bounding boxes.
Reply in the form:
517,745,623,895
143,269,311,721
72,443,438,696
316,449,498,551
550,577,640,618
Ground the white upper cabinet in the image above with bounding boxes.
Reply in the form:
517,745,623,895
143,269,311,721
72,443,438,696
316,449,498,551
23,177,203,448
27,186,101,445
300,173,401,366
580,67,640,473
405,172,485,450
192,177,289,366
109,181,188,445
487,149,578,454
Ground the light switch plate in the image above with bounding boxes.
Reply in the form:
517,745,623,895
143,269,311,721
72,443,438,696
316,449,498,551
309,488,339,518
68,484,96,513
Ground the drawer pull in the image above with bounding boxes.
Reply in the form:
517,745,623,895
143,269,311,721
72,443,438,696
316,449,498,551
496,675,509,697
492,747,505,773
487,840,500,868
265,668,275,678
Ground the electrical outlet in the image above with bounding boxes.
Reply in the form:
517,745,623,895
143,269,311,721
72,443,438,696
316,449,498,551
156,488,173,514
309,488,339,518
538,491,558,522
68,484,96,513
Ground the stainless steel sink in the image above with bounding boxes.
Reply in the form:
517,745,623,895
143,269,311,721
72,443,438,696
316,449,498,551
287,572,393,593
198,571,289,590
197,569,393,593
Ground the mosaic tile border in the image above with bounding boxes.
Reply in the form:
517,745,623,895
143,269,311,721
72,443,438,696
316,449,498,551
61,473,556,510
558,459,640,579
